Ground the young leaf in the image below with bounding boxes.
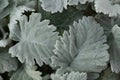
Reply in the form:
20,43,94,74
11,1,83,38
9,13,59,66
110,25,120,73
10,65,42,80
52,17,109,73
51,72,87,80
0,48,18,73
94,0,120,17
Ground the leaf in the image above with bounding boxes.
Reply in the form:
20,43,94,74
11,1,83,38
10,65,42,80
0,0,16,20
9,13,59,66
94,0,120,17
0,48,18,73
9,6,34,41
95,14,113,36
68,0,93,5
0,0,9,12
51,72,87,80
15,0,36,9
110,25,120,73
0,76,3,80
40,0,68,13
0,39,11,47
39,0,93,13
52,16,109,73
0,32,11,47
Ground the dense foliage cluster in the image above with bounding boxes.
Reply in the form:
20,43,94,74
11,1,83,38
0,0,120,80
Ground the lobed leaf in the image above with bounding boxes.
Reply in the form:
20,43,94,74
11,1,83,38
94,0,120,17
9,13,59,66
52,16,109,73
0,48,18,73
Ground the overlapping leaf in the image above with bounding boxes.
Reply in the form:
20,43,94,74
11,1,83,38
110,25,120,73
9,13,59,66
52,17,109,73
0,48,18,73
94,0,120,17
40,0,67,13
51,72,87,80
39,0,93,13
9,6,34,41
10,65,42,80
0,0,16,20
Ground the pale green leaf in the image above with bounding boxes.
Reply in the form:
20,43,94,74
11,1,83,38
9,6,34,41
0,0,16,20
110,25,120,73
39,0,93,13
10,65,42,80
51,72,87,80
40,0,67,13
0,39,11,47
52,17,109,73
0,0,9,12
94,0,120,17
9,13,59,66
0,76,3,80
0,48,18,73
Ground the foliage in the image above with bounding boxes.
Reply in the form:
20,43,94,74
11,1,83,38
0,0,120,80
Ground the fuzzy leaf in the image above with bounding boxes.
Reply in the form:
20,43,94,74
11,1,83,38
94,0,120,17
9,13,59,66
52,17,109,73
39,0,93,13
110,25,120,73
51,72,87,80
0,0,16,20
0,48,18,73
40,0,67,13
10,65,42,80
9,6,34,41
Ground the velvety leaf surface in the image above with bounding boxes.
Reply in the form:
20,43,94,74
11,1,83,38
94,0,120,17
9,13,59,66
52,16,109,73
51,72,87,80
0,0,16,20
0,48,18,73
